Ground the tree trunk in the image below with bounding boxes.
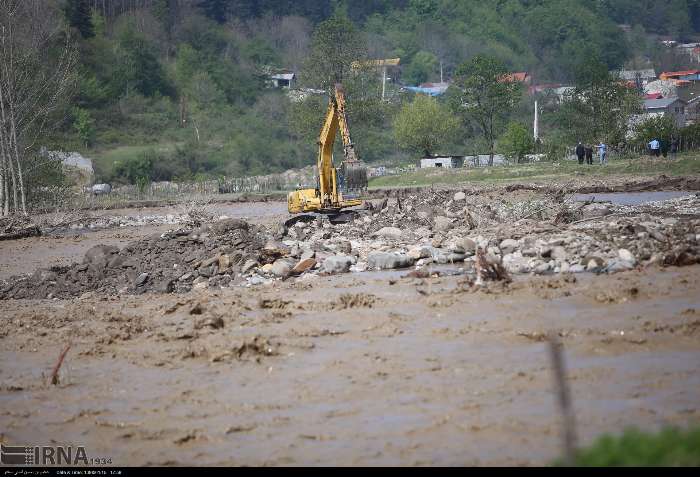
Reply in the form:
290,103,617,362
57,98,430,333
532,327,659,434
8,100,26,215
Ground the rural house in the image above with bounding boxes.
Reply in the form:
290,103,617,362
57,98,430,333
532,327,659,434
619,68,657,86
267,71,296,89
643,97,688,127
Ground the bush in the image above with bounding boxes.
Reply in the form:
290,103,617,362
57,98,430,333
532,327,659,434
632,115,679,150
554,426,700,467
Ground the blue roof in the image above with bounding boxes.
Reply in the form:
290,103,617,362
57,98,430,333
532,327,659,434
404,86,447,96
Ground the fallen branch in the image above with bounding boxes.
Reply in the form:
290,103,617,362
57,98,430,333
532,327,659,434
50,343,72,385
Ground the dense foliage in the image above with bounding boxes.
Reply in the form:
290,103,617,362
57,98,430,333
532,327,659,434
554,426,700,466
48,0,700,184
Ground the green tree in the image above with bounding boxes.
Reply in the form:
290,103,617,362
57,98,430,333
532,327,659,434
556,54,641,146
403,50,438,85
394,95,459,156
72,108,95,148
632,116,679,150
450,55,523,166
499,122,533,163
301,11,367,92
63,0,94,39
114,23,172,97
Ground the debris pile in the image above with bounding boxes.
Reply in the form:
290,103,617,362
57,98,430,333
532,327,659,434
0,219,271,299
0,215,41,241
1,190,698,299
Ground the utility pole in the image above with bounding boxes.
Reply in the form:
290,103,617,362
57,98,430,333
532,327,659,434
533,100,539,141
440,60,443,83
381,65,387,101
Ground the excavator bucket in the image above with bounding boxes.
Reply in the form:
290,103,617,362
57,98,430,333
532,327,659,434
341,161,368,193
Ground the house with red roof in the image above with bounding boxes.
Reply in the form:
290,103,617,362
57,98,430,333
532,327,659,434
660,69,700,81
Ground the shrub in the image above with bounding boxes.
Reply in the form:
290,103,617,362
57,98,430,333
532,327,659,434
554,426,700,467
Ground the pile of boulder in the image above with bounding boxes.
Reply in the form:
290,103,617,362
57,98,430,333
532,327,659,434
1,191,699,299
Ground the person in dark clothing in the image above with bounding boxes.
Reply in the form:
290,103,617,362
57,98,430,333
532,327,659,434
584,145,593,165
575,142,585,164
670,137,679,160
661,138,668,158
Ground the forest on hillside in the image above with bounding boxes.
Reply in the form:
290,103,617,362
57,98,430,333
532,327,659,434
15,1,700,186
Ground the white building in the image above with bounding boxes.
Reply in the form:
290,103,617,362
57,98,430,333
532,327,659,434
419,156,464,168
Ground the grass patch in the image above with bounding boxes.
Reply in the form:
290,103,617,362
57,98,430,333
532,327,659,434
554,426,700,467
368,154,700,189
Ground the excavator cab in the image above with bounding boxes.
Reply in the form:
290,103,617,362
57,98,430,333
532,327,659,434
287,83,367,223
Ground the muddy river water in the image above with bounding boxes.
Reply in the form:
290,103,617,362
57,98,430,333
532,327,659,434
1,193,700,466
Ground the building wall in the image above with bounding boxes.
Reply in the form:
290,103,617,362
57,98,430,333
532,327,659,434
419,157,463,168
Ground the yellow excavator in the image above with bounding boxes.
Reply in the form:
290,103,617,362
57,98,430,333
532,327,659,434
287,83,367,224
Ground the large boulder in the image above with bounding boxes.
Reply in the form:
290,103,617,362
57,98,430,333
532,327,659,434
374,227,403,240
433,216,453,232
271,258,295,277
91,183,111,195
581,203,611,219
323,255,353,274
368,252,414,270
499,238,519,255
211,218,249,234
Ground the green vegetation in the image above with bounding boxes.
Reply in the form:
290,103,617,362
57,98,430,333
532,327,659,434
368,155,700,188
449,55,524,165
499,122,534,164
35,0,700,186
554,426,700,467
394,95,459,156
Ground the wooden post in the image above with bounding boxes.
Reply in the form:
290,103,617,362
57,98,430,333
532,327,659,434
547,333,578,465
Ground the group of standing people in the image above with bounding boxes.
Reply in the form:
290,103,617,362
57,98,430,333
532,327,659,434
647,137,679,159
575,141,607,165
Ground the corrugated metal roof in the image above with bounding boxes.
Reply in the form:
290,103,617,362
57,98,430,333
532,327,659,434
270,73,295,81
644,97,684,109
619,69,656,80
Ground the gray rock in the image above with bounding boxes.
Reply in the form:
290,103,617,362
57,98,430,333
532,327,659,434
300,248,315,260
374,227,403,239
606,260,635,273
458,238,477,256
323,255,353,274
433,251,466,264
249,275,266,285
135,272,149,286
242,259,258,273
453,191,466,201
271,259,295,277
407,245,433,260
156,279,174,293
534,262,552,275
499,238,519,254
569,264,585,273
551,246,568,261
584,256,606,272
617,248,636,265
433,216,453,232
368,252,414,270
581,203,611,219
